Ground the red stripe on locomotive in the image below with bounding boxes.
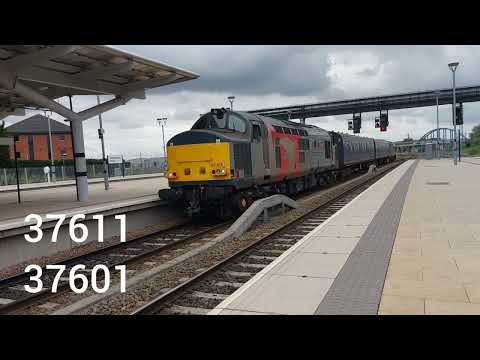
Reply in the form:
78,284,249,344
268,124,302,179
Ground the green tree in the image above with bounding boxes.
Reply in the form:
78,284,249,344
471,125,480,139
464,123,480,156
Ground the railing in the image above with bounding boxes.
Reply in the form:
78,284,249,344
0,164,165,187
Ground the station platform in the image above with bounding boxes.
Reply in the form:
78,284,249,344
379,157,480,315
0,176,169,232
211,157,480,315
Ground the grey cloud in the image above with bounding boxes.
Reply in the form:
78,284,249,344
122,45,334,97
4,45,480,158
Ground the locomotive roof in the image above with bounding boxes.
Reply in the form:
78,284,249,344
234,111,393,144
237,111,330,137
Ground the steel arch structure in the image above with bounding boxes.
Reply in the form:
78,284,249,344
419,128,466,143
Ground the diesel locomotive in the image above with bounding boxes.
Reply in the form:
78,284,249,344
159,108,395,217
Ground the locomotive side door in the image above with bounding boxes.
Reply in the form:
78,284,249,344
251,121,269,183
330,132,344,168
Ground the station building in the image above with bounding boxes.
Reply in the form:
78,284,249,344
6,114,73,161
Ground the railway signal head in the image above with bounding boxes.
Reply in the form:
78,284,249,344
379,112,389,131
353,113,361,133
455,103,463,125
375,117,380,128
348,120,353,130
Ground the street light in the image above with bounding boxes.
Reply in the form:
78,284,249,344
157,117,167,170
97,95,109,190
435,90,440,158
61,152,67,180
45,111,56,182
228,96,235,110
448,61,459,166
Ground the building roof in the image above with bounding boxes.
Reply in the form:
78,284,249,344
6,114,71,134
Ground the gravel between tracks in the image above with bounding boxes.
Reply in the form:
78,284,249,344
0,217,188,281
73,165,397,315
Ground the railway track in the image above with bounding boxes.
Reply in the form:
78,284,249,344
0,220,230,315
132,160,402,315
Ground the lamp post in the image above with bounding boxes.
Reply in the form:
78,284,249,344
97,95,109,190
61,152,66,180
157,117,167,170
228,96,235,110
448,62,459,166
436,91,440,158
45,111,56,182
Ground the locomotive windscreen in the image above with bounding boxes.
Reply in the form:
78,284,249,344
192,111,247,133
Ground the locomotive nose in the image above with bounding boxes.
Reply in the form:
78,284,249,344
166,130,232,184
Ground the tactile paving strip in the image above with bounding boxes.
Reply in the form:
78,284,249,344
314,160,418,315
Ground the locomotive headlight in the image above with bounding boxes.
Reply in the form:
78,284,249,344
168,172,177,179
213,168,226,176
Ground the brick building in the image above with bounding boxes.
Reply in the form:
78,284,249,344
6,114,73,161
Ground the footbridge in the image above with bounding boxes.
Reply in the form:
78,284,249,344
248,86,480,122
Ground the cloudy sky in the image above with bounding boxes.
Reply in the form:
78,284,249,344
4,45,480,159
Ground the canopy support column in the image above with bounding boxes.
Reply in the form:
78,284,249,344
71,119,88,201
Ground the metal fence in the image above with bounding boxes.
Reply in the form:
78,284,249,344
0,164,165,186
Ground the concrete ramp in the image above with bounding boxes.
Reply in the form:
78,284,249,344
215,194,298,242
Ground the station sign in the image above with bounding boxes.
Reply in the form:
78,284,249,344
108,155,123,164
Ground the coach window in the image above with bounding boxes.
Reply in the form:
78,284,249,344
300,152,306,164
325,141,331,159
275,139,281,168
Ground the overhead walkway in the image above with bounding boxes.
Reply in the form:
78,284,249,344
248,86,480,121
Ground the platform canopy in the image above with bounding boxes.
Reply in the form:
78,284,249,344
0,45,199,202
0,45,199,119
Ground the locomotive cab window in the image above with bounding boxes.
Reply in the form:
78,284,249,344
252,124,262,142
325,141,331,158
227,113,247,133
192,112,226,130
192,112,246,133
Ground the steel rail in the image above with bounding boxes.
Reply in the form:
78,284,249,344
0,221,231,314
132,160,403,315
